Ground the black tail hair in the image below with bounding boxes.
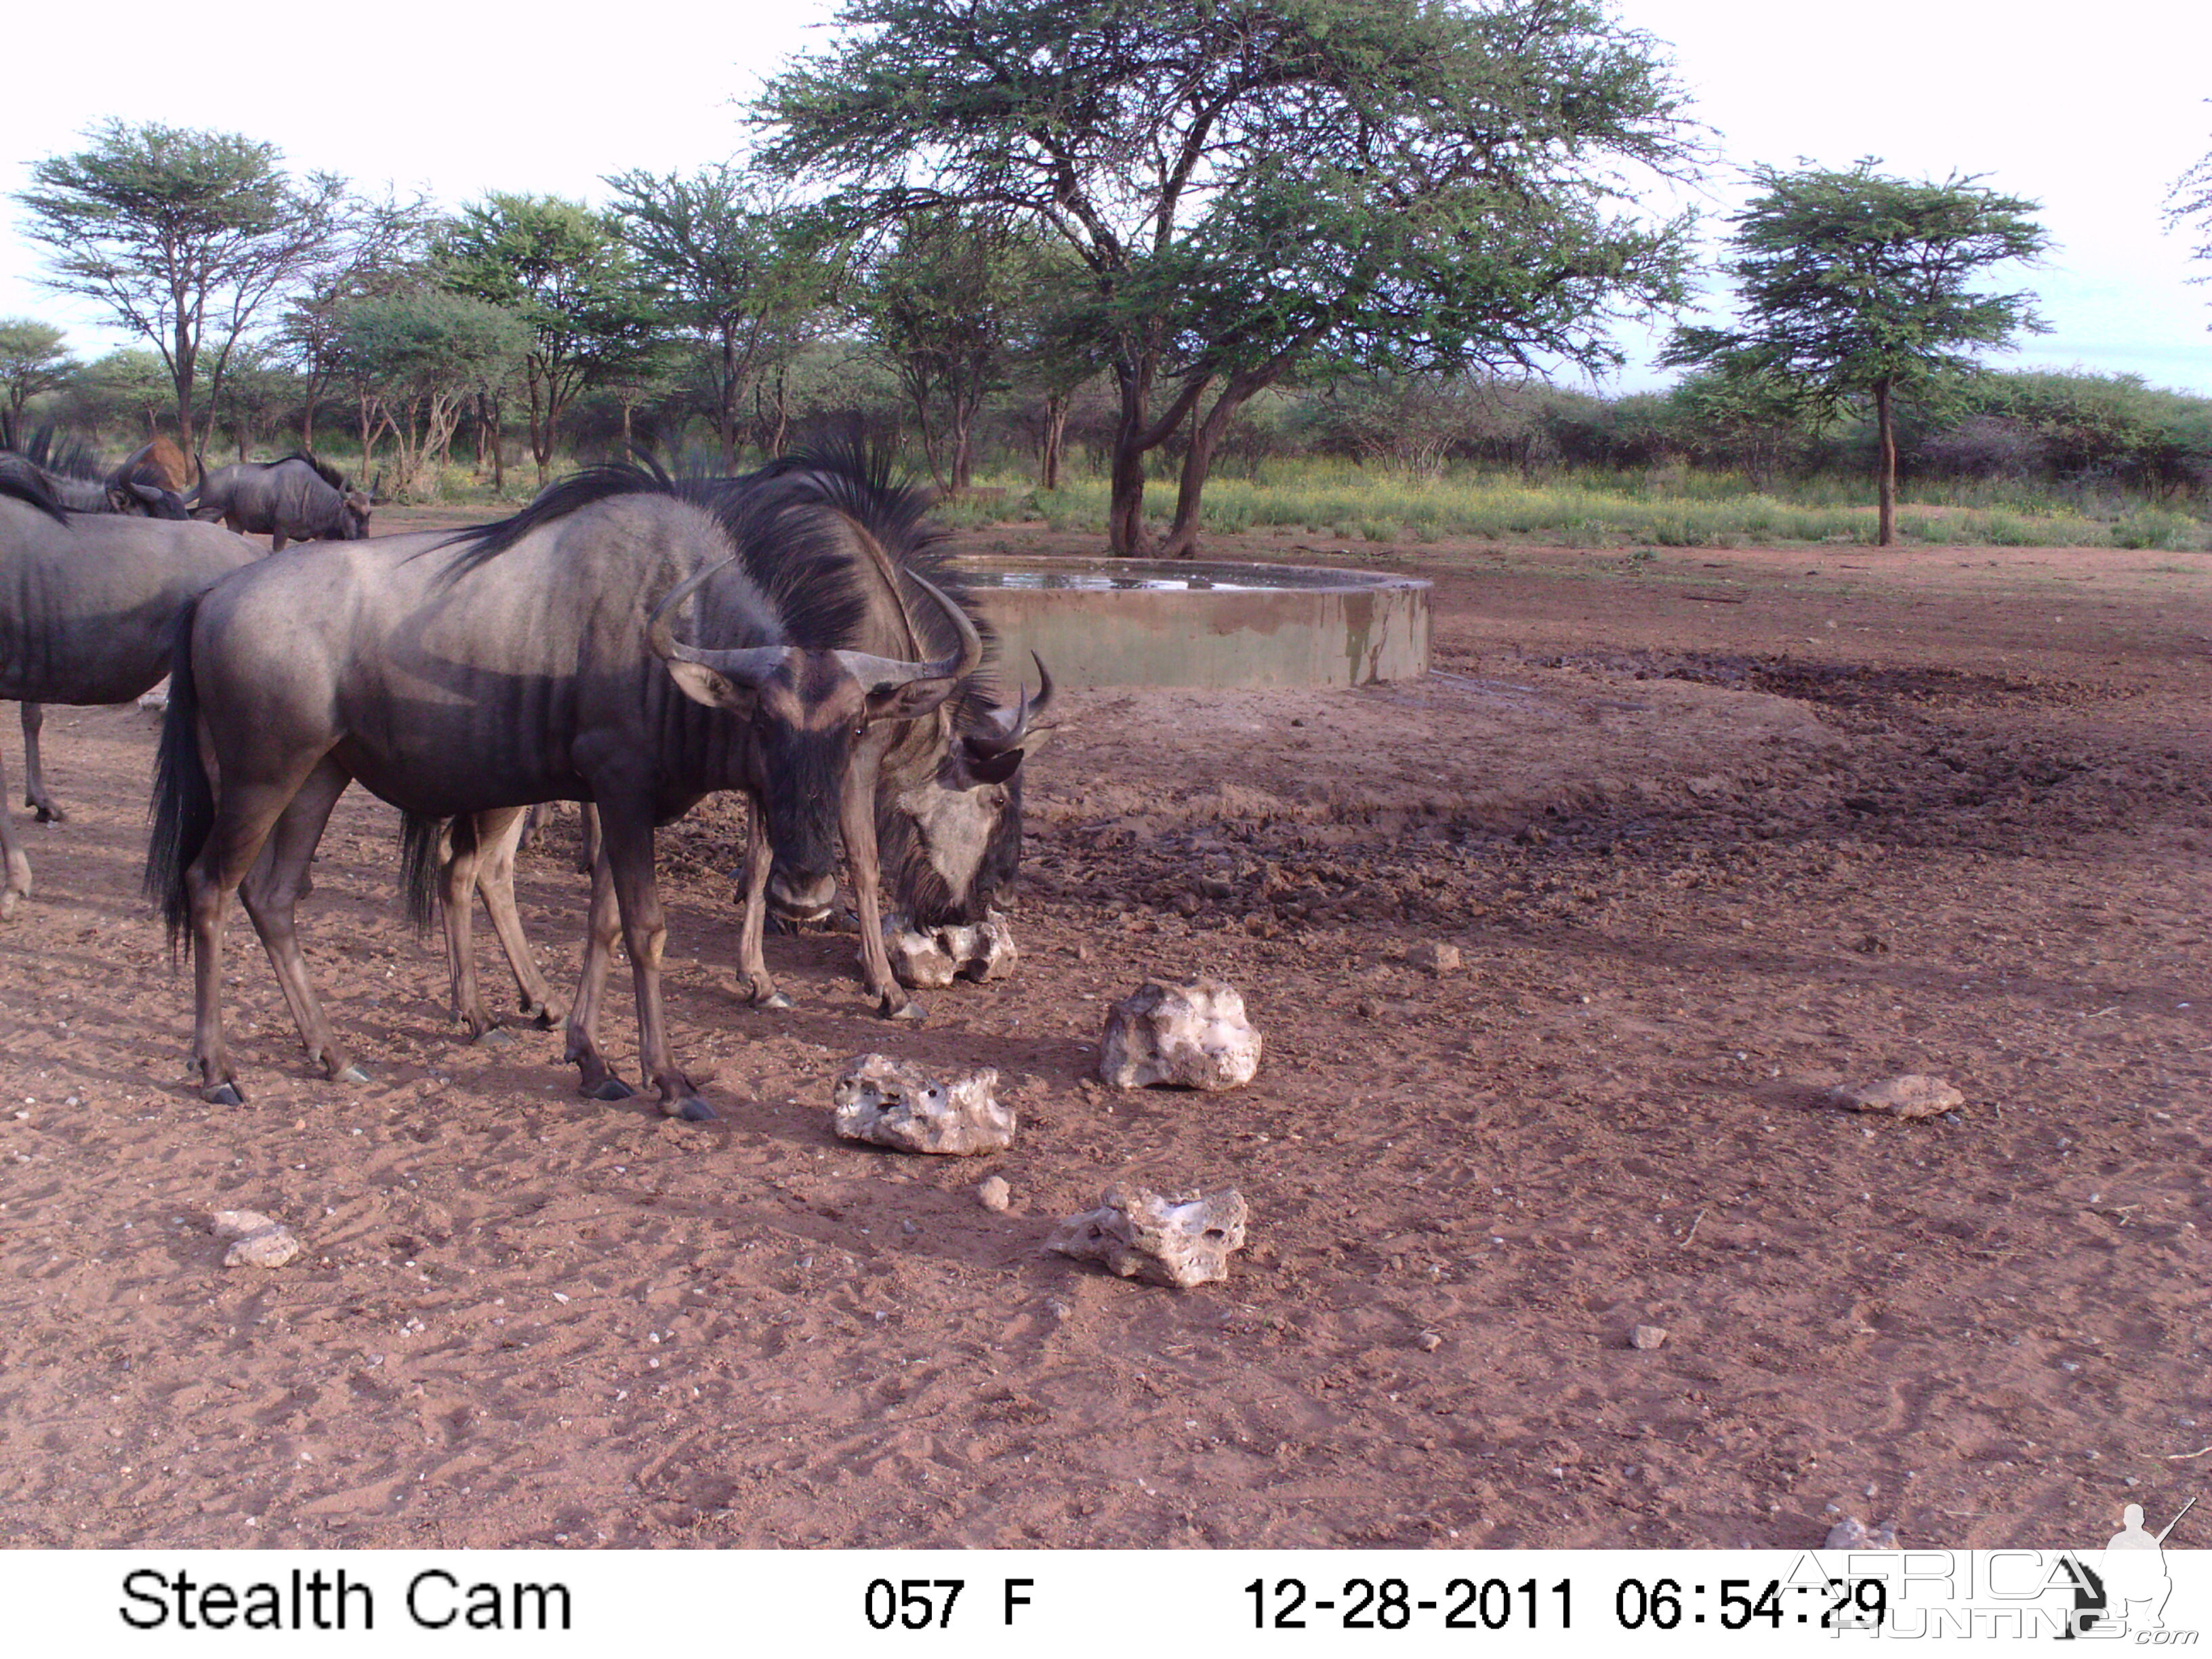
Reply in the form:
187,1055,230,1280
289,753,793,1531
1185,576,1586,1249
0,456,71,524
144,604,216,954
398,812,455,937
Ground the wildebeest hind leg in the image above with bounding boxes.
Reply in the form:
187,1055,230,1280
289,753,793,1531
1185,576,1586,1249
472,806,560,1029
0,716,30,918
563,838,634,1101
20,703,63,822
237,758,365,1084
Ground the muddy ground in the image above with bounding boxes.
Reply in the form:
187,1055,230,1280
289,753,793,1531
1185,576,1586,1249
0,520,2207,1550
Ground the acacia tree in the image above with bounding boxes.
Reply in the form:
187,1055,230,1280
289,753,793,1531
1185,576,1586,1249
333,290,527,495
1663,160,2048,546
15,121,347,465
277,188,437,451
603,165,832,470
758,0,1699,556
2169,116,2212,307
0,319,79,424
438,194,665,486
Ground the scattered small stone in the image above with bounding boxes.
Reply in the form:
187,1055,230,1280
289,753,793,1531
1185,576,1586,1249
1629,1324,1669,1351
1824,1516,1899,1550
1047,1186,1248,1288
882,910,1019,989
831,1053,1014,1155
1406,941,1461,975
1830,1074,1965,1121
977,1175,1012,1213
211,1209,300,1269
1414,1330,1443,1353
1099,978,1263,1091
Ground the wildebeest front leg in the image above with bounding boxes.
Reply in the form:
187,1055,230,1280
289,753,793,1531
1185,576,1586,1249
600,804,715,1122
237,758,365,1084
840,764,918,1020
562,838,634,1102
0,716,31,919
472,807,560,1028
20,703,63,822
735,795,790,1008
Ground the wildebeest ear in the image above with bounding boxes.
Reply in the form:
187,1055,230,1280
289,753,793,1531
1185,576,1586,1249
662,658,756,712
864,675,958,724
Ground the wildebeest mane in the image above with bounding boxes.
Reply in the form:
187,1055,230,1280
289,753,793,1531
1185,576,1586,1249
271,451,348,491
0,456,72,524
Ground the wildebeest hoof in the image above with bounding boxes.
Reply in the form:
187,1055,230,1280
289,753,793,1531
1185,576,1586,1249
668,1097,719,1123
757,989,795,1010
203,1081,245,1106
0,890,21,922
520,1003,559,1028
587,1075,636,1102
882,996,926,1023
32,804,64,824
337,1063,371,1085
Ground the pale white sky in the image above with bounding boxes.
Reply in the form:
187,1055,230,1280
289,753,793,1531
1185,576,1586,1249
1,0,2207,394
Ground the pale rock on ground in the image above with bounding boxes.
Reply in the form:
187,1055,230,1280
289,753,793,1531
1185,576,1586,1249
211,1209,300,1269
1630,1324,1669,1351
1098,978,1263,1090
1824,1516,1900,1549
1830,1075,1965,1120
882,912,1019,989
1406,941,1462,974
831,1053,1014,1155
977,1175,1012,1212
1046,1186,1249,1288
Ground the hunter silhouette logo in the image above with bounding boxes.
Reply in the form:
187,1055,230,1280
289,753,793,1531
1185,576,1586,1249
2059,1496,2194,1639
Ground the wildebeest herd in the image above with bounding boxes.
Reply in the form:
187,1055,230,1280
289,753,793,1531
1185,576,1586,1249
1,432,1052,1124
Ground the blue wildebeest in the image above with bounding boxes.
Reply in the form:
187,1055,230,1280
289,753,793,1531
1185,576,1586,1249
190,453,371,550
419,449,1054,1040
0,461,261,916
1,427,199,823
146,459,979,1120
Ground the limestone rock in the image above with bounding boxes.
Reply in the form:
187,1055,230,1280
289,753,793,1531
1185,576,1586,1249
1099,978,1262,1091
1630,1324,1669,1351
1824,1516,1899,1550
832,1053,1012,1155
1830,1074,1963,1120
212,1209,300,1269
1406,940,1462,974
977,1175,1012,1212
1046,1186,1248,1288
883,911,1019,989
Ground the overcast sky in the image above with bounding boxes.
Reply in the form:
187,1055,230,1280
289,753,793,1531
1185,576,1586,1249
2,0,2207,396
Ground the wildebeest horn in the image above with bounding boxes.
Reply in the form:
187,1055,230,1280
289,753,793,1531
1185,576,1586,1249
647,558,791,687
966,653,1056,756
832,573,982,691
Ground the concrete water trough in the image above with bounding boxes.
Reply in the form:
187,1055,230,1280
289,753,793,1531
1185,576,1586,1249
949,556,1431,690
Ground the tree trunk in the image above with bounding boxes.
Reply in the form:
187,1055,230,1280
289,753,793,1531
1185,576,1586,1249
1039,392,1069,491
718,329,741,472
1160,374,1267,558
1874,380,1896,548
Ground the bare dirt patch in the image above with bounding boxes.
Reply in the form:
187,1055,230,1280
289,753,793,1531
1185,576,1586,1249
0,527,2207,1549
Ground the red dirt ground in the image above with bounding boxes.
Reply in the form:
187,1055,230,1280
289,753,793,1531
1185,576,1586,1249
0,521,2206,1550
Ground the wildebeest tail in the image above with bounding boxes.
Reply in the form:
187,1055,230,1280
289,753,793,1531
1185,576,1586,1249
399,812,456,938
144,603,216,953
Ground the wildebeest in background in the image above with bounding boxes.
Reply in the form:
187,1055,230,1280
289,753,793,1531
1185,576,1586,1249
147,458,978,1120
0,463,262,916
420,448,1054,1040
1,424,202,823
189,453,373,550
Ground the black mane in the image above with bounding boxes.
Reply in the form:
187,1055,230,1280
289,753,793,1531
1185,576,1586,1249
272,451,348,491
0,455,72,524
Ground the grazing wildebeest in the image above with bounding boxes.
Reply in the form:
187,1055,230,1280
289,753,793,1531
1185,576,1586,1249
0,463,261,916
110,436,193,501
146,459,979,1119
419,449,1054,1040
190,453,371,550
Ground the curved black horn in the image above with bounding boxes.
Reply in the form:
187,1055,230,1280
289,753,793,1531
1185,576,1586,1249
832,571,983,690
647,558,790,687
967,653,1056,756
